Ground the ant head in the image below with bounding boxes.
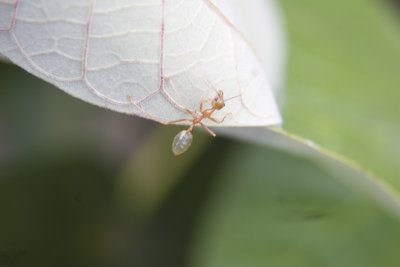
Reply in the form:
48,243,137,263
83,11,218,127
211,90,225,110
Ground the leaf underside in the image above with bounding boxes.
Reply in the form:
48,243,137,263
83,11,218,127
0,0,281,127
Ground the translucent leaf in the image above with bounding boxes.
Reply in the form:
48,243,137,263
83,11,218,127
0,0,281,127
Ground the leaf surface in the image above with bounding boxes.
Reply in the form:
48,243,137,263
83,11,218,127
0,0,281,126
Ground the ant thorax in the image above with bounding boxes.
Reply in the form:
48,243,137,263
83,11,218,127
169,89,233,156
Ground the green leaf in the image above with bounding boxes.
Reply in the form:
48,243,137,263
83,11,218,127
281,0,400,188
190,138,400,267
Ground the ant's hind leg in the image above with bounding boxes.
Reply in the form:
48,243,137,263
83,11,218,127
167,118,192,125
200,123,216,137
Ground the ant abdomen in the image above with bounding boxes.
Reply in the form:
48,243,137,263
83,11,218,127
172,130,193,156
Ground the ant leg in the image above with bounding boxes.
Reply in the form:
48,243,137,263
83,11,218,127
127,95,147,114
199,97,212,112
208,112,231,124
200,98,204,113
205,79,219,95
167,118,192,125
208,117,225,124
184,107,197,118
200,123,216,137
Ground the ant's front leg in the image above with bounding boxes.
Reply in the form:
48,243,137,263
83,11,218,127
199,97,212,113
208,112,231,124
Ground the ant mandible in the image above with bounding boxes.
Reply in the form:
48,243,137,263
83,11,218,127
169,90,230,156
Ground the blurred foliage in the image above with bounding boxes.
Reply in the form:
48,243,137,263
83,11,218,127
281,0,400,188
1,0,400,267
191,142,400,267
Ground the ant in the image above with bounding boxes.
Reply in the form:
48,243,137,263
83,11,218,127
169,90,232,156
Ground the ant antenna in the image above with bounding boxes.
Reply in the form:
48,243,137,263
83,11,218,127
204,79,241,101
203,78,241,104
225,94,241,102
204,79,219,95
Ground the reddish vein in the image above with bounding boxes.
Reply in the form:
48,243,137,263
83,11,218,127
0,0,19,32
82,0,94,79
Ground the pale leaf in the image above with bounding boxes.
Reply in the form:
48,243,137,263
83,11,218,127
0,0,281,126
